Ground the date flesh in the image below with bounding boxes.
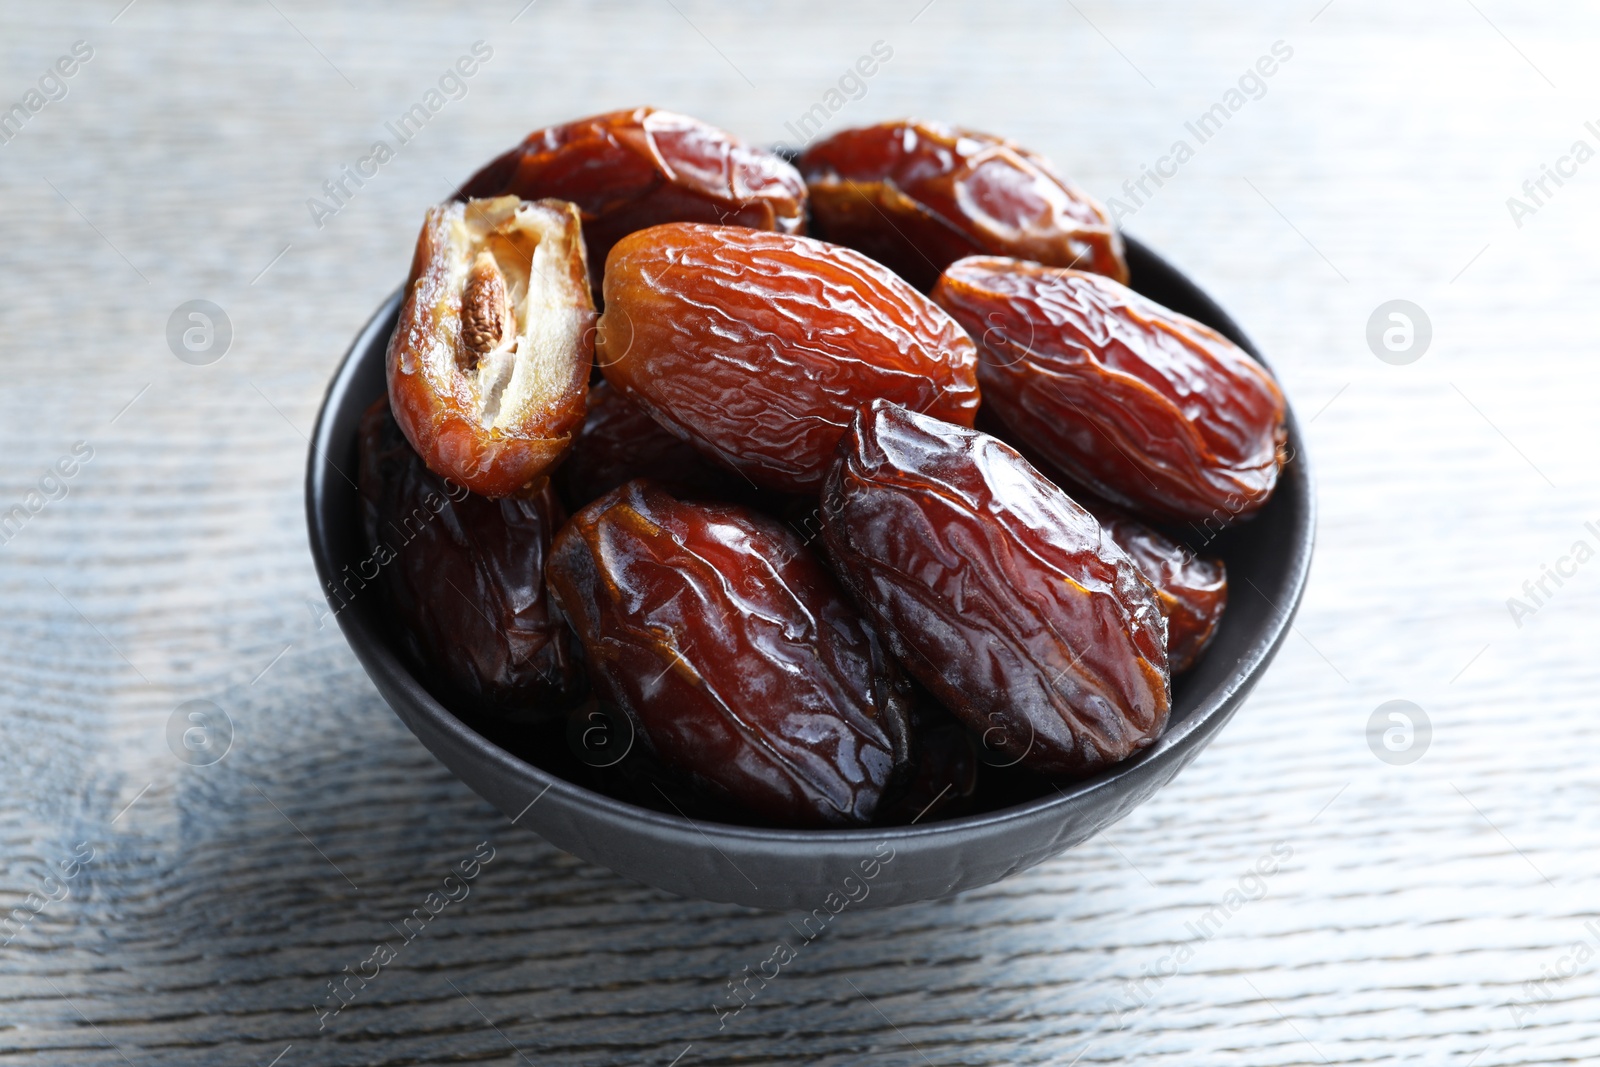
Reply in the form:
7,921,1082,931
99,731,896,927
932,257,1287,524
387,196,594,498
459,107,807,295
358,397,581,714
597,223,980,493
798,120,1127,291
1089,505,1227,673
544,479,912,826
821,400,1170,778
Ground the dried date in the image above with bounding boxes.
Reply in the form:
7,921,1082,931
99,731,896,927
931,257,1287,524
1088,505,1227,673
798,120,1127,291
387,196,594,498
459,107,807,295
597,222,980,494
821,400,1170,778
358,397,581,715
555,380,747,510
874,700,978,825
544,479,912,826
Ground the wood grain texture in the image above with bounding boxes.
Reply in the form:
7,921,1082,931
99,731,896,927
3,0,1598,1063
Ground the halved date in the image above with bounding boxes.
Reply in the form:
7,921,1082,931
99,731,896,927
598,223,980,494
545,479,912,827
931,257,1287,524
387,196,594,498
358,397,581,715
798,120,1127,291
1088,505,1227,673
821,400,1169,778
459,107,807,295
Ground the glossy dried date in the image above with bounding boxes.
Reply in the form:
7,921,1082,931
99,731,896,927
555,380,746,510
1089,505,1227,673
932,257,1287,524
798,120,1127,291
387,196,594,498
459,107,807,294
545,479,912,826
357,398,581,715
598,223,981,493
821,400,1170,777
874,700,978,825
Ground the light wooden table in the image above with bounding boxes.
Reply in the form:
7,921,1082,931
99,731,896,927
3,1,1596,1063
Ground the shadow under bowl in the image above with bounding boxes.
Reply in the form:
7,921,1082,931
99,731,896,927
305,233,1315,911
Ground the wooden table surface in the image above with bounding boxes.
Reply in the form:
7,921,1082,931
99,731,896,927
3,1,1597,1063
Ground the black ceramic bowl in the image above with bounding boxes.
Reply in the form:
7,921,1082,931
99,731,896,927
305,234,1314,910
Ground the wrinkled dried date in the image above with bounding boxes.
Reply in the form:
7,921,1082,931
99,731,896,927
821,400,1170,778
874,700,978,825
932,257,1287,524
459,107,807,295
1088,505,1227,673
598,223,981,493
544,479,912,826
555,380,748,510
387,196,594,498
358,398,581,715
798,120,1127,291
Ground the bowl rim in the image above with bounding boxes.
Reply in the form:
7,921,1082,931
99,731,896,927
306,231,1315,846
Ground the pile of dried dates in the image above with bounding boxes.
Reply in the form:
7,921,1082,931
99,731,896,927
360,108,1289,829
